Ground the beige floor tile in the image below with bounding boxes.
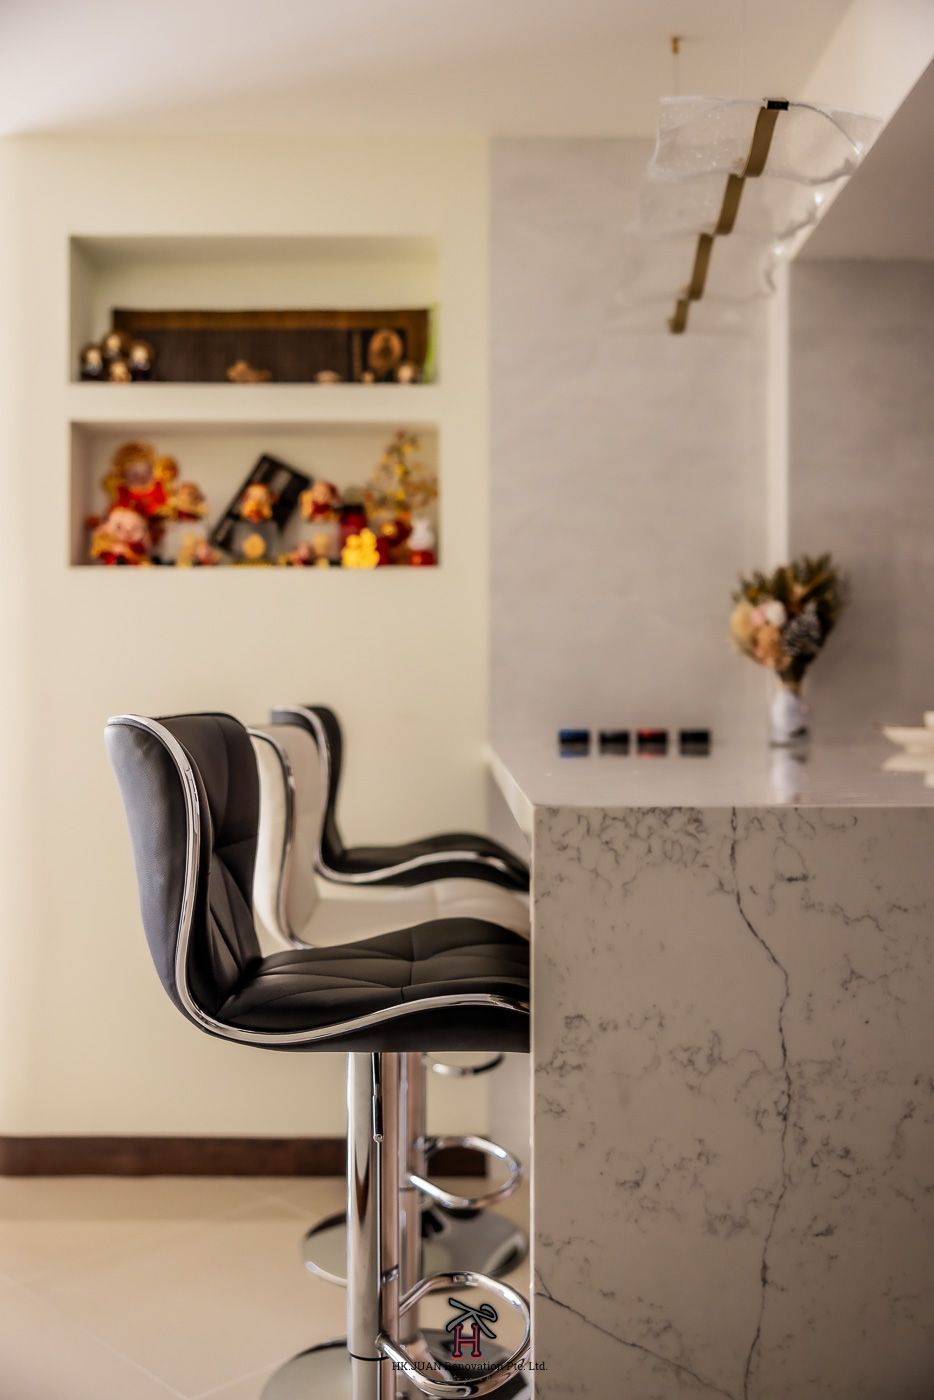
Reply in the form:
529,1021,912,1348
0,1174,531,1399
0,1275,182,1400
264,1176,344,1217
193,1362,278,1399
30,1197,345,1398
0,1176,278,1284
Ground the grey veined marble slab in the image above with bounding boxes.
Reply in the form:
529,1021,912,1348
493,745,934,1398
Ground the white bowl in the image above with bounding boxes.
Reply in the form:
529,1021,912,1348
882,725,934,753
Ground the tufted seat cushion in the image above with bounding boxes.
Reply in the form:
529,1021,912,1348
278,880,529,950
219,918,529,1053
336,835,529,889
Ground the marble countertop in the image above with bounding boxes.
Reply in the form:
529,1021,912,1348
490,735,934,818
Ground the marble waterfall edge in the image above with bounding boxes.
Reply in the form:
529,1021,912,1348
532,803,934,1399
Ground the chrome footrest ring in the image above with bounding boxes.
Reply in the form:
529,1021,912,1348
409,1136,521,1212
380,1270,531,1398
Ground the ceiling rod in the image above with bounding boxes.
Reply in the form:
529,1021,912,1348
669,98,789,335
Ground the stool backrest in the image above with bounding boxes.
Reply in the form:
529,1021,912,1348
269,704,345,870
105,712,262,1022
249,722,323,944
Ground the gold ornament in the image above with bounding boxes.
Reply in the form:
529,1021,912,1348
240,532,268,564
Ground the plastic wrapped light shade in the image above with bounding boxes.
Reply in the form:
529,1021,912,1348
631,170,836,242
605,294,765,338
615,233,779,307
650,97,881,185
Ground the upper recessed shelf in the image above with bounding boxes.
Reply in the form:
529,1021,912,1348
65,382,444,430
69,233,441,385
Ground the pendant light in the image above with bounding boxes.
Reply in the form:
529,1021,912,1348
614,35,881,335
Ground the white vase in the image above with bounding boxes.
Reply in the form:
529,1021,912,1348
770,682,809,746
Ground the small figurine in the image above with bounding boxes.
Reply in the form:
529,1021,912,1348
103,441,173,520
128,340,155,381
227,359,272,384
379,517,412,564
90,506,151,566
107,358,132,383
177,537,223,568
281,536,332,568
228,482,278,562
309,531,337,566
154,478,207,564
280,541,312,567
341,528,381,569
170,481,207,520
79,343,106,381
396,361,419,384
407,517,437,567
238,482,275,523
101,329,131,363
300,480,342,523
338,493,368,550
155,455,180,490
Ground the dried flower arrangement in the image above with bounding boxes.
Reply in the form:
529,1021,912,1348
364,430,438,519
730,554,846,694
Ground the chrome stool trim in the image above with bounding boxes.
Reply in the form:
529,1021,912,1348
426,1054,505,1078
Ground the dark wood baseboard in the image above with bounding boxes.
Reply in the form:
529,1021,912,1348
0,1136,486,1178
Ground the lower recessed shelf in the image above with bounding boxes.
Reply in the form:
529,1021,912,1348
70,420,440,569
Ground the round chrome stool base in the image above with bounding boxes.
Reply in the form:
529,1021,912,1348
262,1336,531,1400
261,1338,407,1400
303,1208,529,1287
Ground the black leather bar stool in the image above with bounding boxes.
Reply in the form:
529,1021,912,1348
249,721,529,1301
106,712,531,1400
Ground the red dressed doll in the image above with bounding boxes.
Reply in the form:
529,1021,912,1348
299,480,342,523
90,506,152,566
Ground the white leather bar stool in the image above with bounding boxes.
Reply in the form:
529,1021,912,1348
269,702,530,1080
249,721,530,1296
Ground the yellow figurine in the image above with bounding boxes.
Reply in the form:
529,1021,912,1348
341,528,381,569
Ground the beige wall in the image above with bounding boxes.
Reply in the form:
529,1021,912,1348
489,137,772,746
800,0,934,118
0,135,491,1137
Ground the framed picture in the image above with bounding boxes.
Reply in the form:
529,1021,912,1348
209,454,312,552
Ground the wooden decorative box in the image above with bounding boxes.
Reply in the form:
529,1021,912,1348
110,307,431,383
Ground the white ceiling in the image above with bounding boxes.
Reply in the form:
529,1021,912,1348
802,59,934,259
0,0,852,137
